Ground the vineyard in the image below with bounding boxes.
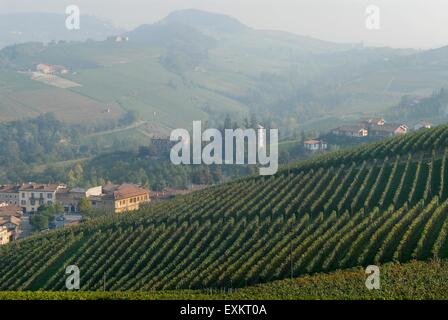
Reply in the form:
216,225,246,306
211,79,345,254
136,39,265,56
1,126,448,293
1,260,446,300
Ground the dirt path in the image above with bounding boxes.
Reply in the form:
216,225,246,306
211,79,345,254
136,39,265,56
85,120,147,138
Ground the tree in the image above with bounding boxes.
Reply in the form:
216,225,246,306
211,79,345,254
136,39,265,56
30,202,63,231
68,163,84,187
250,113,258,129
30,214,49,231
78,197,92,215
224,114,232,130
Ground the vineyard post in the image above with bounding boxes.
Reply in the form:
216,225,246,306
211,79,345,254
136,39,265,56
290,241,293,280
427,162,432,201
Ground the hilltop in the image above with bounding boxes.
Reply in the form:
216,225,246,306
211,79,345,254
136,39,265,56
1,126,448,294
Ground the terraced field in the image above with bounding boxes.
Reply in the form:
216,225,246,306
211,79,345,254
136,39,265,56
1,126,448,293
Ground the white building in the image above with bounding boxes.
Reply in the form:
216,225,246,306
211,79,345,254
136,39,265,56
304,140,328,152
19,183,66,213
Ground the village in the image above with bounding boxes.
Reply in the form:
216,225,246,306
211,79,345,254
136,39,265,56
0,182,206,246
0,117,434,246
303,118,432,152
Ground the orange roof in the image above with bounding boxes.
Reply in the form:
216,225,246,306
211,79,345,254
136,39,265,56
0,205,22,217
0,216,21,226
103,184,149,201
304,140,321,145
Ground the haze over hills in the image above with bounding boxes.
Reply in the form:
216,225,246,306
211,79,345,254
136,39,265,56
0,12,124,49
0,9,447,133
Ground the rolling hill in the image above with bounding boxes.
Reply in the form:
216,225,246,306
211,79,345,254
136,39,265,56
1,126,448,295
3,9,448,132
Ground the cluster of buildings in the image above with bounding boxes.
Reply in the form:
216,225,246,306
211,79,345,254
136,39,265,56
0,203,22,245
303,118,433,153
2,183,150,214
36,63,69,75
331,118,432,139
0,183,151,245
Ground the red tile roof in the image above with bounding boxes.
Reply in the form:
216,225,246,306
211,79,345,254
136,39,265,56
103,184,149,201
304,139,321,145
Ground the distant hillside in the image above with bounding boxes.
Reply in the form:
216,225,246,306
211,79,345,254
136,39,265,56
2,126,448,291
389,88,448,123
0,9,447,133
0,13,123,49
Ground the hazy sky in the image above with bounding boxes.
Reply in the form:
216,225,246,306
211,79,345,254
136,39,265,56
1,0,447,49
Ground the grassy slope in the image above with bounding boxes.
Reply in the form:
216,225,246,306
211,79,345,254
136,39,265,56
1,261,446,300
0,41,251,128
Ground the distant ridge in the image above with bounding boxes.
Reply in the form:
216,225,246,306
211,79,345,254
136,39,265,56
0,12,123,49
158,9,249,33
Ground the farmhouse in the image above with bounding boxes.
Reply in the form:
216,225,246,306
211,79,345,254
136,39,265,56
91,184,150,213
304,140,328,152
332,126,368,138
369,123,408,137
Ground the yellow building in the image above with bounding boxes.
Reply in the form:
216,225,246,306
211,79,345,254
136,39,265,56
100,184,150,213
0,226,11,245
